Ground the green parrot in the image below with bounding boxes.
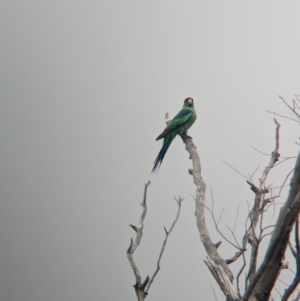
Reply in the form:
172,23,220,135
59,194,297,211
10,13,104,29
152,97,197,173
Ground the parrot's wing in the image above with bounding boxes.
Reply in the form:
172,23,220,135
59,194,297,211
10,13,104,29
156,109,192,140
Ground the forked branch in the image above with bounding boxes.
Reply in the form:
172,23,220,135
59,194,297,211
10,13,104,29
243,151,300,300
127,181,183,300
127,181,151,301
245,119,281,285
145,197,183,293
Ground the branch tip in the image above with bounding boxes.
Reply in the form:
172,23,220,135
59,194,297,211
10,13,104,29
140,275,150,290
130,224,138,232
214,241,222,249
273,118,280,127
246,180,259,193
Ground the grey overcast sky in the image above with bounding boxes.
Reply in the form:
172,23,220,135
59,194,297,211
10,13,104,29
1,1,300,300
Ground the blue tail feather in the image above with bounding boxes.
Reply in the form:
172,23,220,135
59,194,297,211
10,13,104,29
151,136,174,173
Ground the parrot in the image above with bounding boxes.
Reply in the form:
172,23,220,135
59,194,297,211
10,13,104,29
151,97,197,173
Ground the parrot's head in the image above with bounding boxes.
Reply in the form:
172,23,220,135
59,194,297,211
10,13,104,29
184,97,194,107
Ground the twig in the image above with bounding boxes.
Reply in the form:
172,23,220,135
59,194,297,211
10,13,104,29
281,270,300,301
260,231,273,241
249,164,261,182
296,215,300,253
236,250,246,294
266,110,299,123
226,204,244,258
206,192,240,250
278,168,295,197
292,290,300,301
210,281,218,301
259,119,280,187
222,161,250,180
145,197,183,293
261,224,276,232
251,147,296,161
232,202,240,235
289,241,297,258
225,250,245,264
279,95,300,119
251,147,270,156
274,287,283,298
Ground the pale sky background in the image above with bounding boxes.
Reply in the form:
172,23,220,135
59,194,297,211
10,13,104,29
1,1,300,301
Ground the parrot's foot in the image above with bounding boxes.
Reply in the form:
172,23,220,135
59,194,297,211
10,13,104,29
181,131,192,140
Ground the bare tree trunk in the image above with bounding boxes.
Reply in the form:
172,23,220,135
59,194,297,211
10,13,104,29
127,102,300,301
243,151,300,301
183,133,300,301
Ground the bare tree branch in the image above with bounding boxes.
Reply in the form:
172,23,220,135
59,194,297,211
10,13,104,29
222,161,250,180
295,215,300,254
226,250,246,265
245,119,281,285
243,151,300,301
179,130,240,300
127,181,151,301
206,190,241,250
204,257,240,301
236,251,246,295
251,147,296,166
226,203,245,254
281,215,300,301
279,95,300,119
127,182,184,300
154,107,300,301
292,290,300,301
145,197,183,293
266,110,299,123
268,168,295,205
288,241,297,258
162,112,236,289
281,269,300,301
210,280,219,301
249,164,261,182
231,203,240,239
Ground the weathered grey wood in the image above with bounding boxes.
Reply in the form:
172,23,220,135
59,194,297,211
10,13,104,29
243,151,300,301
182,134,241,301
127,181,183,300
127,182,150,301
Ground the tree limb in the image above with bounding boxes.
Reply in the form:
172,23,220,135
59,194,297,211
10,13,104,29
145,197,183,293
246,119,281,284
281,216,300,301
204,257,240,300
243,151,300,301
279,95,300,120
180,132,240,300
127,181,151,301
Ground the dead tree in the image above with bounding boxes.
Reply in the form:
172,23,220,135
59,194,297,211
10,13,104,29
127,96,300,301
183,117,299,301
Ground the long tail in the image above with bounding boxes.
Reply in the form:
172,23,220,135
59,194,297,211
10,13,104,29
151,135,175,173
